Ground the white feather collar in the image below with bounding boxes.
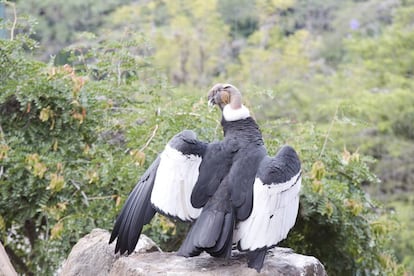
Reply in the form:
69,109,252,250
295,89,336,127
222,104,250,121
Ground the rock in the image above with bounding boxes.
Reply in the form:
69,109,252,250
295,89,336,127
60,229,160,276
0,242,18,276
59,228,117,276
60,228,326,276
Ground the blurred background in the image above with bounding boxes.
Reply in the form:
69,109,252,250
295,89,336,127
0,0,413,275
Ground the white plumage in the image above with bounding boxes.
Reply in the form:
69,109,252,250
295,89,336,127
234,171,302,250
151,144,202,221
222,104,250,121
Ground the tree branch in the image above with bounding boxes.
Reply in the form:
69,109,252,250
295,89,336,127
140,124,158,152
319,106,338,158
88,195,117,200
4,1,17,41
69,180,89,206
0,123,6,179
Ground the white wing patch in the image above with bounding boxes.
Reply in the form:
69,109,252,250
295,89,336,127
151,144,202,221
234,171,301,250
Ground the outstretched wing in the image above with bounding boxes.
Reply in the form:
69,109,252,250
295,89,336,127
109,156,160,254
109,130,207,254
151,130,207,221
234,145,301,251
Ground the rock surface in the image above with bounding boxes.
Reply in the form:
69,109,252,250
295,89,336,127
60,228,327,276
0,242,18,276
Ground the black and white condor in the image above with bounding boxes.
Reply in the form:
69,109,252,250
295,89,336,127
109,83,302,272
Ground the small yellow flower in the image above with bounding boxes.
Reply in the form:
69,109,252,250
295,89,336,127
130,149,146,167
311,160,325,181
0,144,10,160
51,222,64,240
48,173,65,192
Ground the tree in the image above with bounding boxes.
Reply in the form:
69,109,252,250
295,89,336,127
1,33,103,274
15,0,135,61
216,0,259,38
105,0,231,86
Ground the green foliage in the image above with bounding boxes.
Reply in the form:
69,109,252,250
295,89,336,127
107,0,231,87
1,1,413,275
0,25,146,274
259,119,404,275
216,0,258,38
292,148,402,275
0,30,115,274
344,23,414,91
388,198,414,273
14,0,136,60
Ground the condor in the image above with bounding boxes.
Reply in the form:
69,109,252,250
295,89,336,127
109,83,302,272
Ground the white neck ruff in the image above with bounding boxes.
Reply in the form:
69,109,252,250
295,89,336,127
222,104,250,121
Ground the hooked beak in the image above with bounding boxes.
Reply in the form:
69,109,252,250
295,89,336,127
208,97,216,107
207,83,225,109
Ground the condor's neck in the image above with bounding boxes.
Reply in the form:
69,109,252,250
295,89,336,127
222,104,250,122
221,116,263,145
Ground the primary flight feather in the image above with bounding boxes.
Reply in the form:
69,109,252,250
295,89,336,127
109,83,301,272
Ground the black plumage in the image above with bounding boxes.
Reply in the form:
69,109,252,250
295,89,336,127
109,157,159,254
109,83,301,272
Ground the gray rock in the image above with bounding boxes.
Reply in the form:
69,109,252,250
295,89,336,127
59,228,117,276
0,242,17,276
60,228,326,276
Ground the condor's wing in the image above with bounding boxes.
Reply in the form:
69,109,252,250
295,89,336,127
109,130,207,255
234,145,301,252
109,156,160,255
151,130,207,221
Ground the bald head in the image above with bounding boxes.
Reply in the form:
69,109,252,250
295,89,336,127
207,83,242,110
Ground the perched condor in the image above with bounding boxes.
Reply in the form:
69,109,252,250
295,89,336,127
109,83,302,272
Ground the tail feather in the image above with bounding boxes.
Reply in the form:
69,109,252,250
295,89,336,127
176,225,203,257
208,212,234,258
194,211,223,248
177,209,234,259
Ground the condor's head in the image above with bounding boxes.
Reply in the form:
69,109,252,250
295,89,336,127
207,83,250,121
208,83,242,110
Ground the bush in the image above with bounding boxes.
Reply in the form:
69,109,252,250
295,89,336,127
1,33,108,274
392,111,414,141
0,24,166,273
260,120,404,275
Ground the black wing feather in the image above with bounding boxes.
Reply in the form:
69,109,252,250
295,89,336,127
230,145,266,220
191,142,231,208
258,145,301,185
169,130,207,157
109,157,160,254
